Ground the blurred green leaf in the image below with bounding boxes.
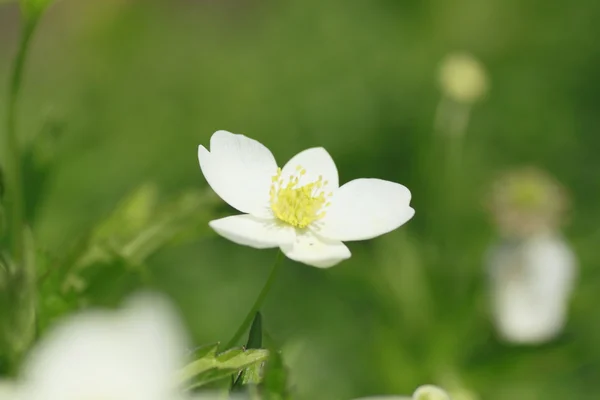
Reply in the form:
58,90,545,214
38,185,217,312
0,228,36,370
76,184,216,268
179,343,269,390
19,0,52,20
261,348,291,400
239,363,263,387
22,111,66,221
0,168,4,200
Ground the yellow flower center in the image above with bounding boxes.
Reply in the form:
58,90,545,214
269,166,332,228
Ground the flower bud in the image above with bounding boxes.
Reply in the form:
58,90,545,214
413,385,451,400
439,53,488,104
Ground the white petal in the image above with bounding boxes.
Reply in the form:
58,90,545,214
318,178,414,241
280,147,339,191
21,294,187,400
351,397,411,400
198,131,277,217
210,215,295,249
413,385,451,400
487,234,576,344
280,231,350,268
0,381,18,399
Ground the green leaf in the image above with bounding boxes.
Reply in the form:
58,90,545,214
232,312,265,389
239,362,263,386
22,111,66,222
178,343,269,390
77,185,216,268
246,312,263,350
262,348,291,400
0,228,36,367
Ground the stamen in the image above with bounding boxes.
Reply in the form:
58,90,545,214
269,166,331,228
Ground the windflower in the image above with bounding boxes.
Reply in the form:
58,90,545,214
486,168,577,344
198,131,414,268
487,233,577,344
15,293,189,400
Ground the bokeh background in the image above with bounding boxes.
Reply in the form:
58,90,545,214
1,0,600,399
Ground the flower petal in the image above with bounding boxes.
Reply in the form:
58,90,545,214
210,215,295,249
198,131,278,217
21,295,187,400
318,178,414,241
280,231,350,268
280,147,339,191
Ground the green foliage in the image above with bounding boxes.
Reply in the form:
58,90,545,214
233,313,265,390
36,184,217,331
0,229,36,372
179,343,269,391
262,349,291,400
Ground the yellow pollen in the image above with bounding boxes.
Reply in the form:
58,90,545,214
269,167,330,228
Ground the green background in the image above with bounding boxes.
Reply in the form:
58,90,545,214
1,0,600,398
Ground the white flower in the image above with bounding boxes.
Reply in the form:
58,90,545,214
351,397,411,400
351,384,450,400
487,233,577,344
198,130,414,268
412,385,451,400
0,381,18,400
18,293,189,400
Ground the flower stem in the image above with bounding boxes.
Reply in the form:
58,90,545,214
0,15,41,375
225,250,283,349
2,18,38,266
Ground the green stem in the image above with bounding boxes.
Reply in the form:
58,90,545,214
3,18,38,265
225,250,283,349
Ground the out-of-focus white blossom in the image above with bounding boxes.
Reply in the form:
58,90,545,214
16,293,189,400
486,168,576,344
413,385,451,400
351,384,450,400
487,233,576,344
439,53,488,104
191,394,249,400
198,130,414,268
350,397,411,400
0,381,18,400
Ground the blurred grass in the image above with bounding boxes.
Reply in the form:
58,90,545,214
1,0,600,398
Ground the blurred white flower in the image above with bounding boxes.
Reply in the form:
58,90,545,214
0,381,18,400
439,53,488,104
413,385,452,400
351,384,450,400
18,293,189,400
191,393,249,400
487,233,577,344
351,397,411,400
198,130,414,268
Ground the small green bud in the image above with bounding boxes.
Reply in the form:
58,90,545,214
413,385,451,400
